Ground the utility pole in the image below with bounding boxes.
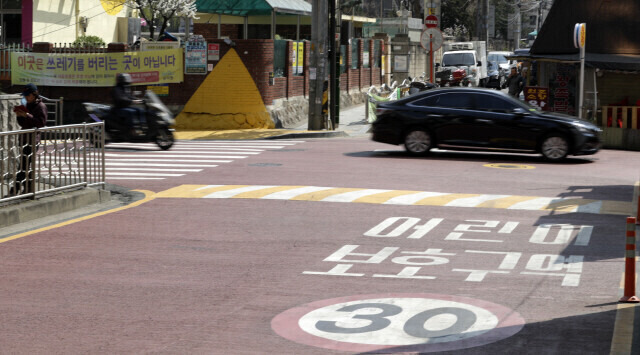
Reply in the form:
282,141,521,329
329,0,338,129
309,0,328,130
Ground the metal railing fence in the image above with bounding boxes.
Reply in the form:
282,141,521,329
0,123,105,203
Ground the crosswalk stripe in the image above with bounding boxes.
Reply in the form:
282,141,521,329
105,159,232,163
152,184,632,215
106,162,218,167
105,172,184,177
103,140,303,181
106,168,202,172
105,154,249,159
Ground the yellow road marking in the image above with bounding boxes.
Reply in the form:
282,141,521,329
291,188,363,201
543,198,599,212
155,185,249,198
232,185,306,199
414,193,479,206
150,185,633,215
610,182,640,354
353,190,421,204
477,195,542,209
0,190,157,244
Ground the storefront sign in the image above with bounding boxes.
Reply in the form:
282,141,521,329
524,86,550,111
11,49,184,87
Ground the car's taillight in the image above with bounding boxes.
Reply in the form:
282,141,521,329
375,107,391,116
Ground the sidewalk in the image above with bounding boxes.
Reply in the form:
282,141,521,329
174,103,370,140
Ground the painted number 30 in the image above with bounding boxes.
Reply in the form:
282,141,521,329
298,297,500,346
317,303,476,338
272,294,525,352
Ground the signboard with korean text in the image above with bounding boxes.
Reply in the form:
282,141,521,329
185,40,207,75
523,86,550,111
296,41,304,75
11,49,184,87
141,41,181,51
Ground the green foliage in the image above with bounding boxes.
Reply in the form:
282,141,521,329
71,35,105,48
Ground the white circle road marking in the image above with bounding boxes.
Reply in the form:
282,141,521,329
271,293,525,353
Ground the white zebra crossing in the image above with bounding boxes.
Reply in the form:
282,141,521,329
104,140,303,180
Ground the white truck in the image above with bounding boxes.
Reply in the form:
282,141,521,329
439,41,488,87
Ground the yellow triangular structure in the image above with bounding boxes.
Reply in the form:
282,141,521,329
175,48,274,130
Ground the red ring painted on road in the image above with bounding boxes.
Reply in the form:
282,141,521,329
271,293,525,353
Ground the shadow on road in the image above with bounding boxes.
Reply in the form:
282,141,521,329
357,307,634,354
345,149,597,165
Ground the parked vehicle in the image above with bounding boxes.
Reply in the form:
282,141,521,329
438,41,488,87
434,67,470,87
484,61,505,89
84,90,175,150
370,87,602,161
487,51,515,72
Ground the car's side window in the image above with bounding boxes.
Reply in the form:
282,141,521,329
434,93,472,109
411,94,442,107
473,94,517,113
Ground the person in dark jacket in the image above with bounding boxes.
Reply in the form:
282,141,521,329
502,67,524,98
11,83,47,195
111,73,144,135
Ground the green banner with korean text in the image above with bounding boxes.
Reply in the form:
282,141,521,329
11,48,184,87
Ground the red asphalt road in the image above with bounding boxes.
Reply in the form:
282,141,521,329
0,138,637,353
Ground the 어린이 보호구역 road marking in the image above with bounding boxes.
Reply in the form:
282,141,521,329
154,185,632,215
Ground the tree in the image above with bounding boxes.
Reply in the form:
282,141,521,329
126,0,198,41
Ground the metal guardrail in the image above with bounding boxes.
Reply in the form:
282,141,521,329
0,123,105,203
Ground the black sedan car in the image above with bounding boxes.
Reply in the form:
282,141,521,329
371,88,601,161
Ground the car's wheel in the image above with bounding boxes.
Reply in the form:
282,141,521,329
540,134,569,161
404,129,432,156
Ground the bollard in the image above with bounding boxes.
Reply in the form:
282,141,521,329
620,217,639,303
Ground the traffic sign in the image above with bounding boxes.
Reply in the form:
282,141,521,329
420,28,443,51
272,293,525,353
425,15,438,29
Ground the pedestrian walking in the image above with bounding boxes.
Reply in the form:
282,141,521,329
10,83,47,196
503,67,524,98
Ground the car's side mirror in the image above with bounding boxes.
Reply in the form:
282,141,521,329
477,61,482,66
435,63,440,68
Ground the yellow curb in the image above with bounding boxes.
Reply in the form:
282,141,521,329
174,129,305,140
0,190,157,244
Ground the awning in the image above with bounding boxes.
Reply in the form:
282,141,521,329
507,52,640,71
196,0,312,16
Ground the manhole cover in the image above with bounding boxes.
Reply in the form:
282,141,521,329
484,163,535,170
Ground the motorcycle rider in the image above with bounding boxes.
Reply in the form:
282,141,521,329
111,73,146,136
502,66,524,98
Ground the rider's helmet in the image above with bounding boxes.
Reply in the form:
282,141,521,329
116,73,132,86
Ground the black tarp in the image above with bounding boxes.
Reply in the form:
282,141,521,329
529,0,640,70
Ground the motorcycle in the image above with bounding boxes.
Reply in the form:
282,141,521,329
435,67,471,87
408,76,437,95
84,90,175,150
